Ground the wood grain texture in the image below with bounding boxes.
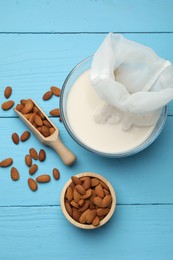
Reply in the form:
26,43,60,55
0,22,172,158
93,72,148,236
0,205,172,260
0,116,173,206
0,0,172,32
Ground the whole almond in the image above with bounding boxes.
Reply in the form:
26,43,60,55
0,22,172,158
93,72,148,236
100,180,109,191
70,200,79,209
82,189,92,200
95,184,104,199
79,200,90,213
79,209,90,224
29,113,36,124
65,186,73,202
43,91,53,100
86,209,97,224
92,216,100,226
33,106,39,113
75,184,86,195
41,126,50,137
25,154,32,167
49,127,56,135
36,174,51,183
73,189,81,203
93,196,103,208
20,131,30,142
82,177,91,190
1,100,14,110
38,110,45,120
102,195,112,208
24,113,32,120
16,104,24,112
4,86,12,99
39,149,46,162
65,201,72,217
21,100,34,114
91,178,100,187
72,209,81,222
28,178,38,191
97,208,110,217
50,86,61,96
29,148,38,160
12,133,19,144
71,176,82,185
29,164,38,175
20,99,28,105
43,120,52,128
52,168,60,180
78,199,85,207
11,167,20,181
0,158,13,167
49,108,60,117
103,189,110,196
34,114,43,127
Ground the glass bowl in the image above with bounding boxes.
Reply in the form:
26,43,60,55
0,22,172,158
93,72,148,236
60,56,167,158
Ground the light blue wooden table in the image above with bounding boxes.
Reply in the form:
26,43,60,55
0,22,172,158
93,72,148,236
0,1,173,259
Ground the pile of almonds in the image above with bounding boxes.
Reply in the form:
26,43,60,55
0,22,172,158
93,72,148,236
15,99,56,138
65,176,112,227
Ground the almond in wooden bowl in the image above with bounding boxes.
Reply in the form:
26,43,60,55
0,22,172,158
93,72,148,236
60,172,116,229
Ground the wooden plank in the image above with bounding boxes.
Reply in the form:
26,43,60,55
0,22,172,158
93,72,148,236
0,33,173,117
0,205,172,259
0,116,173,206
0,0,172,32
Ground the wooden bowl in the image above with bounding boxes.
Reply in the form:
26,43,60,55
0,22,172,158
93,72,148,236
60,172,116,229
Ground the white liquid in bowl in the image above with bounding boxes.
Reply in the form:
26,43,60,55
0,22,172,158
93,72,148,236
66,70,155,154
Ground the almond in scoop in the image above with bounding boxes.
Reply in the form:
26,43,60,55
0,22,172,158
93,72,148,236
14,99,76,166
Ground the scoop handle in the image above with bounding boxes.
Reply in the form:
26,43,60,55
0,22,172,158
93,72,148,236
50,136,76,166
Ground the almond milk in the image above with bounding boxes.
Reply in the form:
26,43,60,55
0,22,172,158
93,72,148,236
66,70,155,154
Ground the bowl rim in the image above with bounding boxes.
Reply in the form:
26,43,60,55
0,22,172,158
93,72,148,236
60,172,116,229
60,56,168,158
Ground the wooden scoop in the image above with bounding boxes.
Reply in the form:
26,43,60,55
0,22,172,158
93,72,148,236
14,99,76,166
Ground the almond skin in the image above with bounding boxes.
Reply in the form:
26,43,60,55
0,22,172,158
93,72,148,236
82,189,92,200
0,158,13,167
16,104,24,112
91,178,100,187
49,127,56,135
39,149,46,162
28,178,38,191
93,196,103,208
49,108,60,117
102,195,112,208
41,125,50,137
71,176,82,185
97,208,110,217
43,119,52,128
34,114,43,127
92,216,100,226
50,86,61,97
79,200,90,213
79,209,90,224
29,148,38,160
25,154,32,167
42,91,53,100
82,177,91,190
20,131,30,142
21,100,34,114
72,209,81,222
86,209,97,224
11,167,20,181
29,164,38,175
1,100,14,110
65,201,73,217
4,86,12,99
73,189,81,203
65,186,73,202
52,168,60,180
12,133,19,144
75,184,86,195
36,174,51,183
95,184,104,199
